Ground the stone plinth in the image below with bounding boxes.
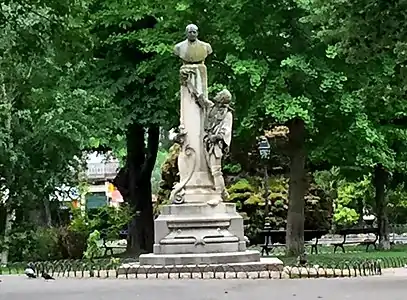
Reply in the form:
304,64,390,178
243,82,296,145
139,251,260,266
139,203,262,266
120,257,284,276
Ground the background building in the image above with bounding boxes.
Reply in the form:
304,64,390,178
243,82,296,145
84,152,123,210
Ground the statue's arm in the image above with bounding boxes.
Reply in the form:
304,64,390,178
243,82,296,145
174,44,180,56
196,93,214,108
217,112,233,148
206,43,213,55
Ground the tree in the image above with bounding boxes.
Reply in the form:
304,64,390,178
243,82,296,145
0,0,116,262
173,0,347,256
301,0,407,249
101,0,356,256
86,1,181,253
77,0,365,256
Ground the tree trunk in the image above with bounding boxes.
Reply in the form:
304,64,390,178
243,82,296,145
286,118,306,256
42,197,52,227
357,198,364,225
374,164,390,250
0,208,14,266
113,123,159,254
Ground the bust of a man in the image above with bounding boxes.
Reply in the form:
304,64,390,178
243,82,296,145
174,24,212,64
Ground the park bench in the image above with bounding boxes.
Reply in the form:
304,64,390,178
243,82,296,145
260,229,328,256
331,227,379,253
101,229,128,256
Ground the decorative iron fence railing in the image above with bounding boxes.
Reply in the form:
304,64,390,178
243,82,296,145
1,256,400,279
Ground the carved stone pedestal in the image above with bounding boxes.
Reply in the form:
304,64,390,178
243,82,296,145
138,203,261,266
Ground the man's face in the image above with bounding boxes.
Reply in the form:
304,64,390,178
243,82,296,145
214,93,222,104
214,93,228,106
187,29,198,42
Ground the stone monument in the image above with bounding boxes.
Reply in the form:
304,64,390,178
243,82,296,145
139,24,278,267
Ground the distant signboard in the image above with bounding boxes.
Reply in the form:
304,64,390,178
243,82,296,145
85,192,107,209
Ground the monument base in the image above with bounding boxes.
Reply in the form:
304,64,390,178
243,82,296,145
139,202,263,267
120,257,283,276
139,250,260,265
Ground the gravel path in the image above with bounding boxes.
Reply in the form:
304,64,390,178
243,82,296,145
1,272,407,300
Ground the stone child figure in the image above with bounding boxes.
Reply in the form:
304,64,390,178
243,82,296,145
195,89,233,203
174,24,213,64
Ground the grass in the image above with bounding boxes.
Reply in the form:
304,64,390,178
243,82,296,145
2,244,407,276
268,244,407,267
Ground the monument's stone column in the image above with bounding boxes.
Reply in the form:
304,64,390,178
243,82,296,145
170,24,220,204
177,64,217,203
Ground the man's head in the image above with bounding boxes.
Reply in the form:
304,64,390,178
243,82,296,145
214,89,232,105
186,24,198,42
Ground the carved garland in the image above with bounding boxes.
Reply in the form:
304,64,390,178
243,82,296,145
169,68,199,204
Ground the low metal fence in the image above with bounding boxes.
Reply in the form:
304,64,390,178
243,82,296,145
0,256,395,279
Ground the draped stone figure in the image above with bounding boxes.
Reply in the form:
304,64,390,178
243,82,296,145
195,89,233,204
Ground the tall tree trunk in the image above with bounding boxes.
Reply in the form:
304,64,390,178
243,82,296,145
0,191,14,266
357,198,364,225
42,197,52,227
286,118,306,256
374,164,390,250
113,123,159,254
0,209,13,266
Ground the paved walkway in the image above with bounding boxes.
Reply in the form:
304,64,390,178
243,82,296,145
1,273,407,300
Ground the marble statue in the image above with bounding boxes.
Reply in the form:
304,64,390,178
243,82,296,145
170,24,233,206
195,90,233,203
170,24,216,205
174,24,212,64
137,24,265,268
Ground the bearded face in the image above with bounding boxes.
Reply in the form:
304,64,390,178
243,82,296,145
214,91,231,106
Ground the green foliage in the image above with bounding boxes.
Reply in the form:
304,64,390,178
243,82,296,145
0,0,117,245
313,167,341,199
59,226,88,260
333,206,359,228
225,176,332,240
89,205,133,241
83,230,103,259
336,176,371,207
227,179,260,212
388,183,407,224
69,208,91,236
155,144,181,213
228,179,255,194
151,149,169,194
301,0,407,172
6,227,63,262
3,0,407,257
223,163,242,175
314,168,378,227
227,178,264,238
6,204,132,262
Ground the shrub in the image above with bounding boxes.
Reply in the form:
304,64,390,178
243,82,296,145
88,204,132,240
58,226,89,259
227,175,332,243
83,230,103,259
7,227,63,262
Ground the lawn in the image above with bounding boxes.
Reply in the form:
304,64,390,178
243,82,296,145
270,244,407,267
1,244,407,276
